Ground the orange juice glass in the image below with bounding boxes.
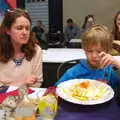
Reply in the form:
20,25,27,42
14,106,36,120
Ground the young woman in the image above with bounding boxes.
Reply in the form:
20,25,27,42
0,8,43,87
81,14,95,34
112,11,120,40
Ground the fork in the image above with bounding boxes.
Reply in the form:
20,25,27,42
103,69,108,83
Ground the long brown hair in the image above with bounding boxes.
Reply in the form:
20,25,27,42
112,11,120,40
82,14,95,30
0,8,36,63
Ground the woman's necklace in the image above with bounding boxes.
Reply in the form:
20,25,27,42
13,54,25,66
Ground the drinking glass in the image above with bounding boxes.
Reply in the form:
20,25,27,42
14,105,36,120
37,94,58,120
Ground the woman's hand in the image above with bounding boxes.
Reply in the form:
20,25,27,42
23,75,38,85
9,75,39,86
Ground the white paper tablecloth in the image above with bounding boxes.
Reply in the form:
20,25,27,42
43,48,120,63
43,48,86,63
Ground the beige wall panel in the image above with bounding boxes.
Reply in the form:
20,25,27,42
63,0,120,30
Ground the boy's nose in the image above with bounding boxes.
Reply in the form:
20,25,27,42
92,52,99,58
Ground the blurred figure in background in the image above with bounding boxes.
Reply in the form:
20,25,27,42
0,8,43,87
64,18,81,47
112,11,120,40
112,11,120,55
32,20,48,49
81,14,95,34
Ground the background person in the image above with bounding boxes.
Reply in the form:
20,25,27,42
55,24,120,89
0,8,43,87
64,18,81,47
112,11,120,54
32,20,48,49
81,14,95,34
112,11,120,40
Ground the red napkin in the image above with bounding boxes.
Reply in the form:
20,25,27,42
0,88,34,104
43,86,62,104
43,86,56,96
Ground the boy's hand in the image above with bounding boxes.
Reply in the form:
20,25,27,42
97,79,108,84
99,52,114,68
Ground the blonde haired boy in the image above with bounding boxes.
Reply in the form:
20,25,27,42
56,24,120,88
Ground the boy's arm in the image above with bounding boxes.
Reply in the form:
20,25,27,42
110,68,120,89
113,66,120,75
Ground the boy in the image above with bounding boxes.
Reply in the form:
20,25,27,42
55,24,120,88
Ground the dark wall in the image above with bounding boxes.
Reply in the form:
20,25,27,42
17,0,25,8
49,0,63,33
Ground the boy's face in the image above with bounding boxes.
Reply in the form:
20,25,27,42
84,43,104,68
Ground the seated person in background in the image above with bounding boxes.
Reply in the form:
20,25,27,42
81,14,95,34
112,11,120,53
55,24,120,89
64,18,81,46
32,20,48,49
0,8,43,87
112,11,120,40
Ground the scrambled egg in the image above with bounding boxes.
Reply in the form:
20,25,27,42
70,81,107,101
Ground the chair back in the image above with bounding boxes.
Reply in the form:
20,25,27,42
47,33,65,48
56,59,80,80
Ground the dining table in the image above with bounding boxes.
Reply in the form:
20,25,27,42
54,79,120,120
0,86,120,120
42,48,120,63
68,39,82,48
69,39,82,43
54,96,120,120
28,87,120,120
42,48,86,63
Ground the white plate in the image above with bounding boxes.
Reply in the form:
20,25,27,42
56,79,114,105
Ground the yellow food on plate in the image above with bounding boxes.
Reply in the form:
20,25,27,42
70,81,107,101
